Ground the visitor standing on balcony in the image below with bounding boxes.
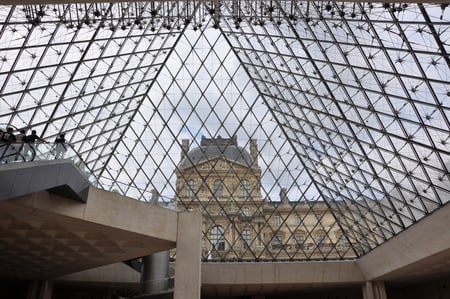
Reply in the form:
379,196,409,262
0,129,3,161
23,129,47,160
15,129,26,143
14,129,27,161
1,127,16,143
54,133,67,159
24,130,46,143
1,127,16,163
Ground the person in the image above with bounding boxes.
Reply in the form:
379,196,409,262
0,128,5,162
15,129,26,143
14,129,27,161
1,127,16,143
23,129,47,160
54,133,67,159
1,127,16,163
24,130,46,143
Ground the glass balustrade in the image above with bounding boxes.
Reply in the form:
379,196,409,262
0,142,97,186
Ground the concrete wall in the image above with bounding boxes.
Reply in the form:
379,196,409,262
202,261,364,285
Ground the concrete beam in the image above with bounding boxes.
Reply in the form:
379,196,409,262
10,187,178,242
57,262,140,286
357,203,450,281
0,187,178,279
202,260,364,285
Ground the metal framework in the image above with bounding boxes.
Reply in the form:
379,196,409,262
0,1,449,261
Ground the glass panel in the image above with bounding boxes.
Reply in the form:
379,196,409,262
0,2,448,262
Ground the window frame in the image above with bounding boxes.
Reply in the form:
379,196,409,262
186,179,196,197
242,230,251,248
210,225,225,251
274,214,281,225
240,179,250,197
213,179,223,197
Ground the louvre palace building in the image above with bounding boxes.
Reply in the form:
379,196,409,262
175,136,355,261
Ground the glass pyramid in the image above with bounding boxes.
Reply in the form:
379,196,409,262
0,1,448,261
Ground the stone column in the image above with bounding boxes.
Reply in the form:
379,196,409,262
362,281,387,299
174,211,202,299
27,280,53,299
27,281,39,299
39,281,53,299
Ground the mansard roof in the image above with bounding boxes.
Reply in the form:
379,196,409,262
180,136,253,168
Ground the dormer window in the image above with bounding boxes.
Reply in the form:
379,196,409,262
242,207,249,216
274,214,281,225
186,179,196,197
242,230,251,248
213,179,223,197
240,179,250,197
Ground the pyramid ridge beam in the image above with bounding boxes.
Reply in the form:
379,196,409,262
0,0,447,5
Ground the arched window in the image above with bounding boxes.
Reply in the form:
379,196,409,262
186,179,196,197
293,235,305,249
272,233,284,250
240,179,250,197
315,232,325,245
213,179,223,197
210,226,225,250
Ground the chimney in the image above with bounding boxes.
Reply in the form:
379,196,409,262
181,139,190,161
280,187,288,203
250,139,258,166
150,189,159,204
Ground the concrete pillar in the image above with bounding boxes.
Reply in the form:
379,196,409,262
362,281,387,299
141,251,171,294
174,211,202,299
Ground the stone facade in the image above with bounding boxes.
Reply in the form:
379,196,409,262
175,136,354,261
